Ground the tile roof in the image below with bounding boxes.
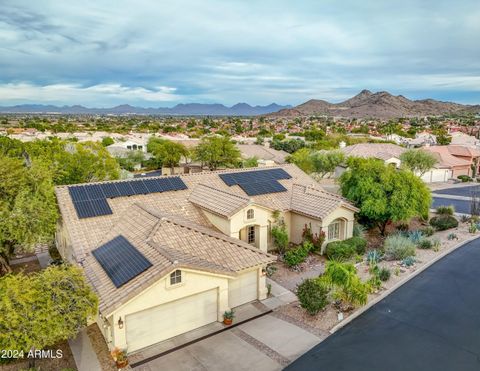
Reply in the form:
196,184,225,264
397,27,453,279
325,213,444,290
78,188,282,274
290,184,359,219
189,184,250,218
83,203,275,315
341,143,406,160
236,144,288,164
422,146,472,168
55,164,356,315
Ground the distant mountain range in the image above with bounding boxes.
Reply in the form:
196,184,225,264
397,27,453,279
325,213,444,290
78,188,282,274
0,102,290,116
270,90,480,119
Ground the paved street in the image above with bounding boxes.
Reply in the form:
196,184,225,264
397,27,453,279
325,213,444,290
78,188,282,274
432,197,472,214
286,238,480,371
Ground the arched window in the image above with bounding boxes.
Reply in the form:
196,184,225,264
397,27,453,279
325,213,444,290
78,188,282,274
170,270,182,285
328,220,341,240
247,209,255,219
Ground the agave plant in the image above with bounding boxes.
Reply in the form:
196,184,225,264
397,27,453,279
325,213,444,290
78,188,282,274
366,250,382,265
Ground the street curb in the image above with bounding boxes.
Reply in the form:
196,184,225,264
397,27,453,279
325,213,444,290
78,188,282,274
329,233,480,334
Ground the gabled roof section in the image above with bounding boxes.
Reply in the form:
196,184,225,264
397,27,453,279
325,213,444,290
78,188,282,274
290,184,359,220
189,184,250,218
82,203,275,316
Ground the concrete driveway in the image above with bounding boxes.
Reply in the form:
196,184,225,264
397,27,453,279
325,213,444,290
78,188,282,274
133,315,321,371
286,238,480,371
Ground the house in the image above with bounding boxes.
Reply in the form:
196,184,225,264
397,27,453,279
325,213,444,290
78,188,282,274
340,143,406,167
54,165,357,354
421,146,473,178
450,132,479,147
445,145,480,175
107,139,148,157
236,144,288,164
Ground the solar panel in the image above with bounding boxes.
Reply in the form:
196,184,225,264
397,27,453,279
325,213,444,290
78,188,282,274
69,176,188,219
92,235,152,288
130,180,149,195
100,183,121,198
116,181,135,196
238,180,287,196
73,198,113,219
69,186,89,202
219,168,292,186
84,184,105,200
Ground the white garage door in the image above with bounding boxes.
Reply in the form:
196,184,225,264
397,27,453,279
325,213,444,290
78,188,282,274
126,289,217,352
229,270,258,308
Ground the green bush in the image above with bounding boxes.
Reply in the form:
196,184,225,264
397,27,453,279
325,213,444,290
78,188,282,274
378,267,391,281
271,226,289,253
347,236,368,255
429,215,458,231
352,223,366,238
284,241,312,267
325,241,355,261
325,237,367,260
436,205,454,215
420,226,435,237
296,278,329,315
384,235,416,260
457,175,472,182
418,239,432,249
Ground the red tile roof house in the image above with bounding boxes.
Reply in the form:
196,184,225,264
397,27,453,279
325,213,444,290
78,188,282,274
422,146,476,178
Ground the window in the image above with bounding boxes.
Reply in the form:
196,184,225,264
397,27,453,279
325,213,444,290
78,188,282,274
247,209,254,220
328,221,340,240
126,145,132,150
247,226,255,244
170,270,182,285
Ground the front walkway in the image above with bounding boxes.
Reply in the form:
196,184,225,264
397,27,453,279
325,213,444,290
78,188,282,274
68,328,102,371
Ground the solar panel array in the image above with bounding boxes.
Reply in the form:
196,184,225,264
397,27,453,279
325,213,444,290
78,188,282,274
92,235,152,288
219,168,291,196
68,177,188,219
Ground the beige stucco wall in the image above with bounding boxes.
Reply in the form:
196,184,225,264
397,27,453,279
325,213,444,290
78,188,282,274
110,269,231,350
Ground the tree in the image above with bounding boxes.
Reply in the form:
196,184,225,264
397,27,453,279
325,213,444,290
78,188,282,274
243,156,258,168
339,158,431,235
287,148,314,173
117,150,145,171
147,138,188,174
101,137,114,147
194,136,241,170
310,150,345,178
400,149,437,177
0,265,98,353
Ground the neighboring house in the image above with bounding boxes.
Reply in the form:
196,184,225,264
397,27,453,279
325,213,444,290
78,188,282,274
107,140,148,157
386,133,437,148
450,132,479,147
54,164,357,354
445,145,480,175
422,146,473,178
236,144,288,164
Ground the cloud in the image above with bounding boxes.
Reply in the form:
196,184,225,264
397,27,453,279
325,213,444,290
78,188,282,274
0,0,479,105
0,83,180,106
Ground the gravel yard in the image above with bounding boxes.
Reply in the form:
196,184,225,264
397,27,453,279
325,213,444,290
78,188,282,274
270,218,474,334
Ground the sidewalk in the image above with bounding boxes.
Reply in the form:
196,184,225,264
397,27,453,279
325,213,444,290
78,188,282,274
261,278,297,310
68,328,102,371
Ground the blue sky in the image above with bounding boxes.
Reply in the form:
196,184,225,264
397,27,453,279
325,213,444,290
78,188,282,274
1,0,479,107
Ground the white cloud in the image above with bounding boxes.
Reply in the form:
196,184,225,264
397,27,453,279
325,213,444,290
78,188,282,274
0,83,180,106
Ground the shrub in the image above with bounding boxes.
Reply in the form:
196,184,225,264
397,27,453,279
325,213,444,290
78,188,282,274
418,239,432,249
321,261,369,308
296,278,329,315
384,235,416,260
436,205,454,215
347,236,368,255
460,215,470,223
457,175,472,182
402,256,416,267
469,223,477,234
325,241,356,261
432,238,441,251
301,225,326,252
447,233,458,240
284,241,312,267
378,267,391,281
366,250,382,265
352,223,366,238
408,230,423,244
271,226,289,254
429,215,458,231
420,226,435,237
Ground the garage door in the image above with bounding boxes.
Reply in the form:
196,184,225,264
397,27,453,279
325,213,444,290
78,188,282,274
229,270,258,308
126,289,217,352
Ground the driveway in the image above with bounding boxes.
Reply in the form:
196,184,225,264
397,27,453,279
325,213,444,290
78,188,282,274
286,238,480,371
133,314,322,371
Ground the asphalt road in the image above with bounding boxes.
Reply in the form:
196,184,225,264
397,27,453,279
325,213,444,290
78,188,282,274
432,197,472,214
286,238,480,371
434,185,480,197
